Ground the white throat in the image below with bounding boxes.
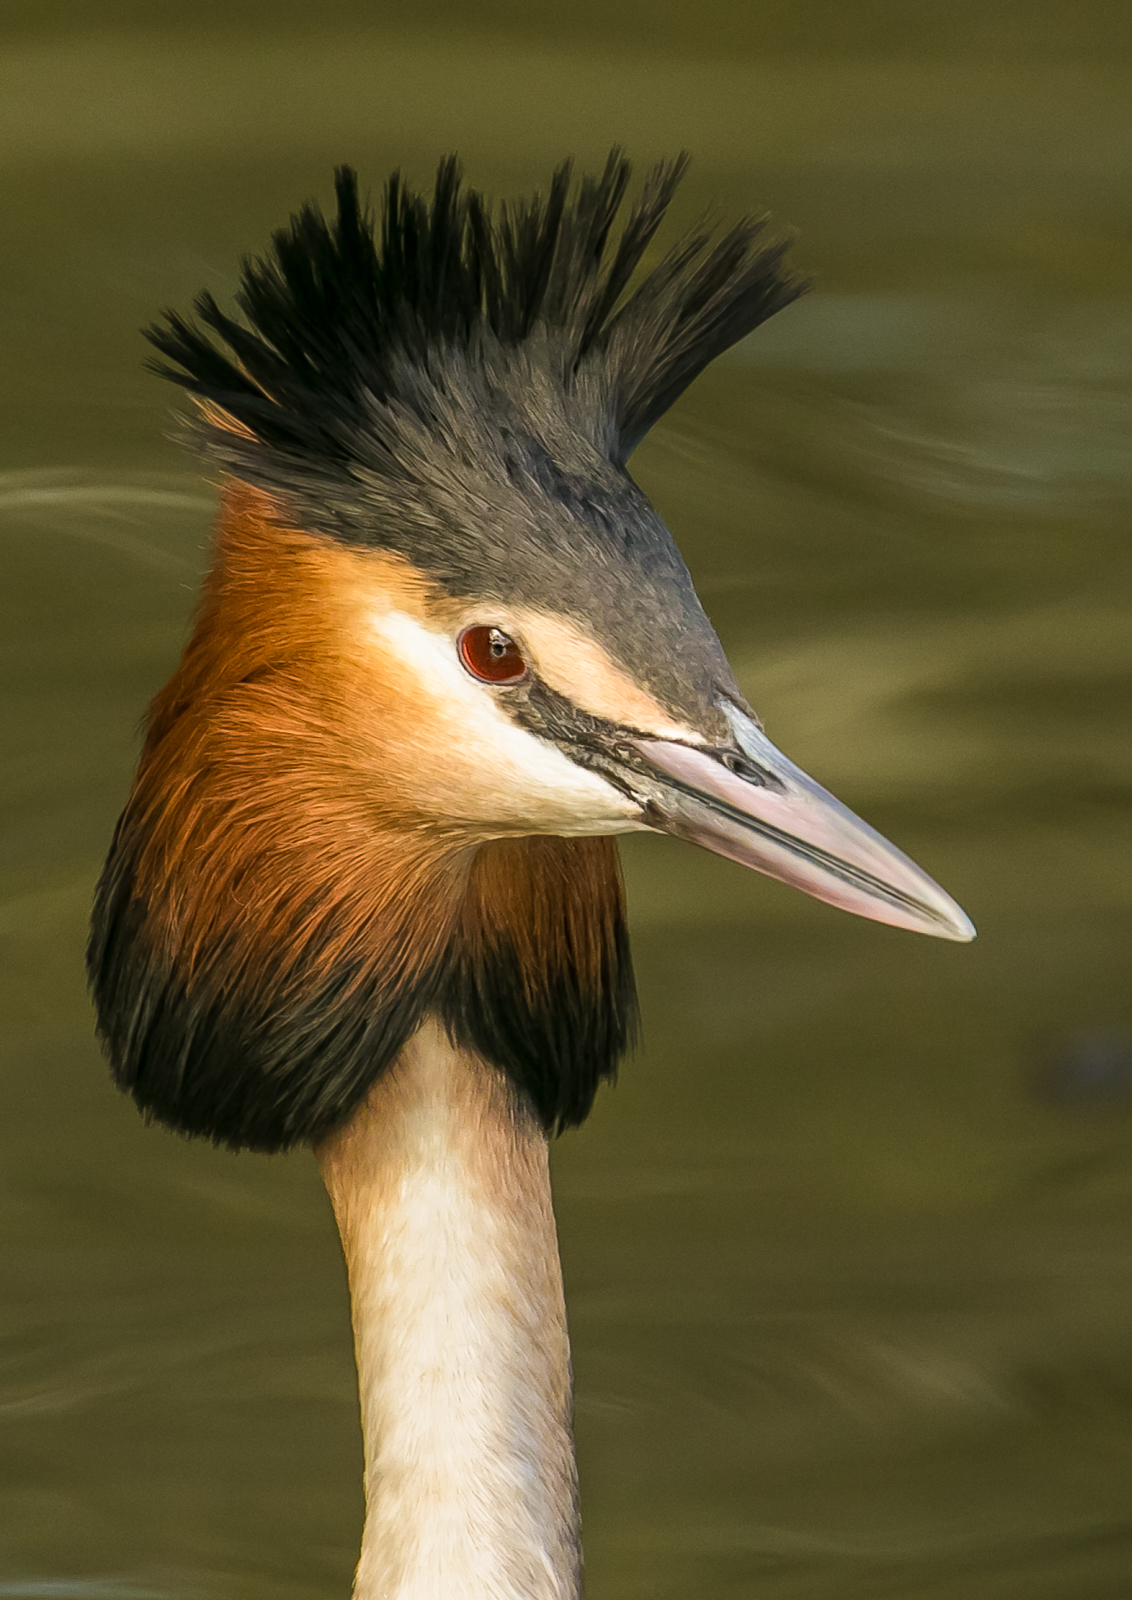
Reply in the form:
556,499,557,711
317,1020,580,1600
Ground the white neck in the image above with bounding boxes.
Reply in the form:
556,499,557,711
317,1020,581,1600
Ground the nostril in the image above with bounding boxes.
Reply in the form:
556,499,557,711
719,749,768,785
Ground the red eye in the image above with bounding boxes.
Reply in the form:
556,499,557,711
457,625,528,685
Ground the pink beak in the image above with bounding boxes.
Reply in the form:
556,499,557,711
634,705,975,942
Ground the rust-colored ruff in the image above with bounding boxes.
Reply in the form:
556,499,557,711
90,483,470,1147
132,483,465,977
89,483,635,1149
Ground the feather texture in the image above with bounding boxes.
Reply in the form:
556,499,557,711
145,151,805,471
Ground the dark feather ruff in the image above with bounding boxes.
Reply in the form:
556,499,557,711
88,837,442,1152
89,820,635,1152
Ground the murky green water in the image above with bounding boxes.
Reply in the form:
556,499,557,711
2,5,1132,1596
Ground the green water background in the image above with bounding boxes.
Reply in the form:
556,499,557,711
2,2,1131,1595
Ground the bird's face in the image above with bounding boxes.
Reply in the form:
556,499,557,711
356,579,650,838
322,507,973,944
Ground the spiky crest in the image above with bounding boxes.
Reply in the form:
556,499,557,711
145,151,805,472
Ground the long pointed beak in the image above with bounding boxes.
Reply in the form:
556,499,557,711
632,704,975,942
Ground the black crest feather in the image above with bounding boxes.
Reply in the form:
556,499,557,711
145,150,806,470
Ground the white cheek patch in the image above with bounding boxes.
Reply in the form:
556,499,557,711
370,608,644,833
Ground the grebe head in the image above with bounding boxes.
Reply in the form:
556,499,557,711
88,154,972,1159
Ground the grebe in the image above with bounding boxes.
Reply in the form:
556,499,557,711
88,153,973,1600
